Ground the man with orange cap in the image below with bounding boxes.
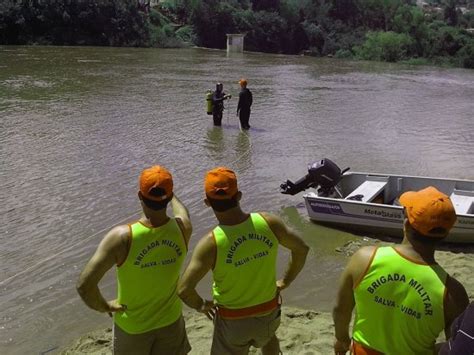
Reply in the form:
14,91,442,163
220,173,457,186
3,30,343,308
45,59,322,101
178,167,309,355
332,186,469,355
237,78,253,130
77,166,193,354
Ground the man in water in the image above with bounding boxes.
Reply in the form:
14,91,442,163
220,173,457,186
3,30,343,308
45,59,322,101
178,167,309,355
212,82,231,126
333,186,469,355
236,78,253,130
77,166,193,354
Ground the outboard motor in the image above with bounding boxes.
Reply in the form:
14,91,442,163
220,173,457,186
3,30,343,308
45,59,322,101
280,158,349,196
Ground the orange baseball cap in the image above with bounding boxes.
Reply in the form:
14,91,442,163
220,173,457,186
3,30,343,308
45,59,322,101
205,167,238,200
239,78,247,86
139,166,173,201
399,186,456,237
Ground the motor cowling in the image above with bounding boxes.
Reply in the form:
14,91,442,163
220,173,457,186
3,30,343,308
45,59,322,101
280,158,348,195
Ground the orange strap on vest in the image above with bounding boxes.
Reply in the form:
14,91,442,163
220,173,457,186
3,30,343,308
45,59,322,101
351,341,383,355
217,296,279,319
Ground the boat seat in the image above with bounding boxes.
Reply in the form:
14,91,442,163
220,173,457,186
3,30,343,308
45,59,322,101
450,190,474,215
345,180,388,203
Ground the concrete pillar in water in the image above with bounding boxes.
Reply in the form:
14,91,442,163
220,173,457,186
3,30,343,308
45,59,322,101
226,34,246,53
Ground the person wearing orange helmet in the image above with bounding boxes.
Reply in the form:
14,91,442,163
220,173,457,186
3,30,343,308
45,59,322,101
237,78,253,130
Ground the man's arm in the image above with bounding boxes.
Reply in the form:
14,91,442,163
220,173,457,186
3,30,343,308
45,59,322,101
260,212,309,290
212,92,230,103
177,233,216,318
76,225,128,314
212,92,221,104
237,91,242,114
332,246,375,354
171,194,192,245
333,260,356,354
444,275,469,338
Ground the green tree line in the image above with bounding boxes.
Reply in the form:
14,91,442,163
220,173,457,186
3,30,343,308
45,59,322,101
1,0,473,68
0,0,151,46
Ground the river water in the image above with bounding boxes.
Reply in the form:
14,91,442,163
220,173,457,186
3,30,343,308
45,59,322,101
0,46,473,354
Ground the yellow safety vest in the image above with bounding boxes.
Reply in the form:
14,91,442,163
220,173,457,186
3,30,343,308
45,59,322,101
353,247,447,354
114,219,187,334
212,213,278,310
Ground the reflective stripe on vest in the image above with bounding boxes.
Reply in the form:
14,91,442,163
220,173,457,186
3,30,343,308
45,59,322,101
353,247,447,355
212,213,278,312
114,219,187,334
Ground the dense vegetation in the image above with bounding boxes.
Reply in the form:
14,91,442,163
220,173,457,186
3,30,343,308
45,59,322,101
0,0,151,46
1,0,473,68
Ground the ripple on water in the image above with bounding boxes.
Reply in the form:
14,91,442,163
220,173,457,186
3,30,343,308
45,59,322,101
1,46,473,354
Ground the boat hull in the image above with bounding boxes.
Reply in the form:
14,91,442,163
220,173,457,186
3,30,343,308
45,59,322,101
304,194,474,244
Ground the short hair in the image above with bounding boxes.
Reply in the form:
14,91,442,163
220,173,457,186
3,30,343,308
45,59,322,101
206,193,239,212
141,187,172,210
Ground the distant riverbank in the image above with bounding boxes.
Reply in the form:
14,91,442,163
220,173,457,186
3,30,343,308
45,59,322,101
1,0,473,68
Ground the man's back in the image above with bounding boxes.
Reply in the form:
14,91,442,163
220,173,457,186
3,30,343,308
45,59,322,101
77,166,193,355
333,187,469,355
115,218,187,334
212,213,278,311
353,246,447,354
178,167,309,355
238,88,252,111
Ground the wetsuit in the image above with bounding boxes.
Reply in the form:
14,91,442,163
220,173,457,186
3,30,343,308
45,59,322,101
212,90,227,126
237,88,253,129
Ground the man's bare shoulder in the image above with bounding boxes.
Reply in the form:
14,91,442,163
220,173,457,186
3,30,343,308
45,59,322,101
107,224,129,238
258,211,278,222
352,246,378,260
258,212,285,230
175,217,192,242
347,245,379,279
188,231,217,269
197,231,216,249
100,225,130,250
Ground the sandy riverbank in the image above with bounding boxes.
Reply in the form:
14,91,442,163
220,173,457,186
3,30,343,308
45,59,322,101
61,241,474,354
61,306,334,355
